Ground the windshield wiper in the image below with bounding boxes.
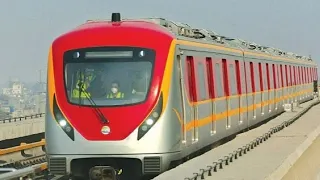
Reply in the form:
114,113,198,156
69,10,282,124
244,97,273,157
78,72,109,124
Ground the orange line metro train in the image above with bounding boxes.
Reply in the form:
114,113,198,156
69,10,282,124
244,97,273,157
45,13,319,180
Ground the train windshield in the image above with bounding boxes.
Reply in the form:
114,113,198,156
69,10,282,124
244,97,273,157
63,47,155,107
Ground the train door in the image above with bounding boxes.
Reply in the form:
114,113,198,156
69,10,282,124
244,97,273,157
176,54,187,144
186,56,198,143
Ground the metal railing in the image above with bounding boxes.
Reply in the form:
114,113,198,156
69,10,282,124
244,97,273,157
0,139,45,156
0,139,47,179
0,113,45,123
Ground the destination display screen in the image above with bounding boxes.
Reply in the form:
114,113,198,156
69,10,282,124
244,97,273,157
84,51,133,58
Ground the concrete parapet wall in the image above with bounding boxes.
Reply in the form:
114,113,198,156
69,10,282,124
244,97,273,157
0,117,45,141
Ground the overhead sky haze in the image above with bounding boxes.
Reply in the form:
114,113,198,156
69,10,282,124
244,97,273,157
1,0,319,84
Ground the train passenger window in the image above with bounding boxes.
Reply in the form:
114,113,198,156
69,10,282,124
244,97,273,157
245,62,252,93
196,62,208,101
280,65,284,88
186,56,197,102
272,64,277,89
292,66,296,85
266,63,271,90
302,67,307,84
222,59,230,96
235,60,242,94
300,67,302,83
284,65,288,87
250,62,255,92
260,63,268,91
258,63,264,91
229,64,237,95
254,63,260,92
297,66,301,85
308,67,311,83
288,65,291,86
206,58,215,98
214,63,224,98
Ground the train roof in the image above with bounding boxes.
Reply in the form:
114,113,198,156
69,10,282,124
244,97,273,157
84,13,316,65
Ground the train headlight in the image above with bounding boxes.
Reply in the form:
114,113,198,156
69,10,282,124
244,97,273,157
137,93,163,140
59,120,67,127
53,95,75,141
146,119,154,125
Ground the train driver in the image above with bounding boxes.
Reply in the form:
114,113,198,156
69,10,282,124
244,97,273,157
106,81,125,99
72,68,94,98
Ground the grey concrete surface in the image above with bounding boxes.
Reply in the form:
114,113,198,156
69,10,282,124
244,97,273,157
153,99,320,180
0,117,45,141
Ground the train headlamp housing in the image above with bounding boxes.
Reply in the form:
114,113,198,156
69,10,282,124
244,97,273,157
137,93,163,140
53,95,75,141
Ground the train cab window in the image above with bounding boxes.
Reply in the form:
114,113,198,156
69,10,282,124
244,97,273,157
196,62,208,100
63,47,155,106
214,63,224,97
229,64,237,95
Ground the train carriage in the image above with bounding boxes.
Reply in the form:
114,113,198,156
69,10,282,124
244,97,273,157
45,13,319,180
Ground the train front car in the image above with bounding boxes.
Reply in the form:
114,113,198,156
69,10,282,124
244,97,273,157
45,13,178,179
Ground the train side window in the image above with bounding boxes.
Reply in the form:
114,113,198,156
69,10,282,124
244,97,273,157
196,62,208,101
293,66,298,85
214,63,224,97
254,63,260,92
250,62,255,92
235,60,242,94
186,56,197,102
245,62,252,93
292,66,296,86
222,59,230,96
309,67,312,82
272,64,277,89
297,66,300,85
300,66,303,85
229,64,237,95
266,63,271,90
280,65,284,88
303,67,306,84
258,63,264,91
311,67,314,81
288,65,292,86
284,65,288,87
306,67,310,83
206,58,214,98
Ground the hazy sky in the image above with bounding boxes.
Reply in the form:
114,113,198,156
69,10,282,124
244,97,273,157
1,0,319,83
